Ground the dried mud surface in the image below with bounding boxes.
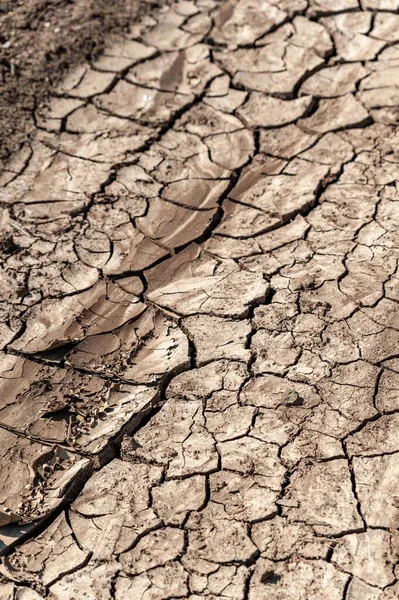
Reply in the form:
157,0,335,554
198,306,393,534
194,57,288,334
2,0,399,598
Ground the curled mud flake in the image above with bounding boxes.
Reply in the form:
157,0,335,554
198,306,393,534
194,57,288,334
5,0,399,590
205,129,255,171
204,73,231,98
372,12,399,42
0,428,90,553
162,178,229,211
2,587,45,600
259,125,318,160
204,84,248,114
36,97,83,134
301,63,368,98
319,13,385,62
0,508,20,527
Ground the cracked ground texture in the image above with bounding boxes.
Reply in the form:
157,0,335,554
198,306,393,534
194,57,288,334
2,0,399,598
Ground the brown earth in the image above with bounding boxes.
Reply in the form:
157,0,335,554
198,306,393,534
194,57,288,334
0,0,163,164
2,0,399,598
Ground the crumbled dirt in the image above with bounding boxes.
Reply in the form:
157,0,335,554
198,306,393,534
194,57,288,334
0,0,163,164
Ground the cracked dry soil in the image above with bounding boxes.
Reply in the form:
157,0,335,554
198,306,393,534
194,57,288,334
2,0,399,598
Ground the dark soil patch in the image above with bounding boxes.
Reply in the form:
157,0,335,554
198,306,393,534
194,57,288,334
0,0,163,166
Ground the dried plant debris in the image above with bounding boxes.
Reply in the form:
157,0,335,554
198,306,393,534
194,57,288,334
3,0,399,597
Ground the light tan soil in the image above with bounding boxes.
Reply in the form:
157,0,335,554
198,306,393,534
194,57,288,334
2,0,399,598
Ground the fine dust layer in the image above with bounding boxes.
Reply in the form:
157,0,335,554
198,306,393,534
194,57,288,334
2,0,399,598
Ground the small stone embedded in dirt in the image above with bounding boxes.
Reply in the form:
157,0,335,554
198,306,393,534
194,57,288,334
261,571,282,585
